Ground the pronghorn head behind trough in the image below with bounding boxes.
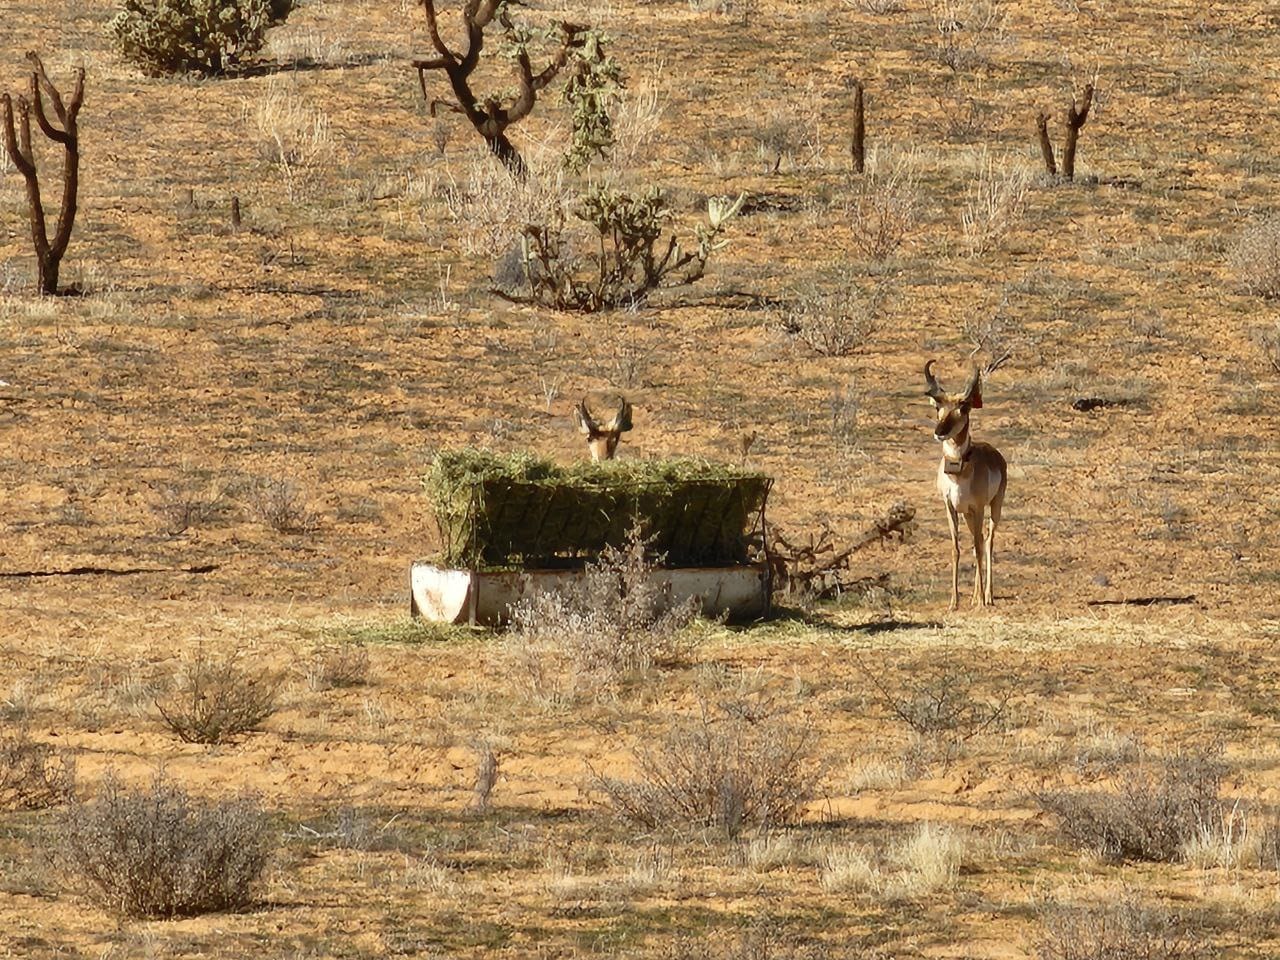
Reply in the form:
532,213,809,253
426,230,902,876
924,360,982,444
574,396,633,461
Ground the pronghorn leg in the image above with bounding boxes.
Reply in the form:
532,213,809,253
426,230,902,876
986,491,1003,606
965,508,985,607
945,501,961,612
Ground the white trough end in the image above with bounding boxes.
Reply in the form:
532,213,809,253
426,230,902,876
410,563,769,626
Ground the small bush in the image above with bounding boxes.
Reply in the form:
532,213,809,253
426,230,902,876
248,476,319,534
820,823,965,899
593,701,817,836
1230,215,1280,299
509,528,701,701
155,649,281,744
1039,748,1226,862
928,0,1008,72
299,644,370,691
0,727,75,810
1037,896,1214,960
776,270,885,357
111,0,295,77
961,155,1031,256
847,166,919,261
864,657,1012,744
56,773,273,918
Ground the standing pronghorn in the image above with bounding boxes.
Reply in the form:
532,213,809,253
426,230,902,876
924,361,1007,610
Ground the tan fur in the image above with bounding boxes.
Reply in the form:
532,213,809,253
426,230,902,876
574,397,632,462
924,362,1008,611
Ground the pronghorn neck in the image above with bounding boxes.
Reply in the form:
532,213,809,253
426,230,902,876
942,422,971,467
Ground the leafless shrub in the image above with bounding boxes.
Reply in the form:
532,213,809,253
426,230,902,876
509,528,699,702
776,270,886,357
1230,215,1280,299
299,644,370,691
155,649,282,744
928,0,1008,71
961,154,1031,256
151,481,226,534
864,656,1012,744
248,476,319,534
1038,748,1227,862
592,701,817,836
0,726,75,810
1037,895,1214,960
933,81,988,141
847,164,919,261
55,773,273,919
688,0,759,25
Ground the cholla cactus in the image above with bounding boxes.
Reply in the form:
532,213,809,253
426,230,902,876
561,30,622,172
512,186,745,311
110,0,295,76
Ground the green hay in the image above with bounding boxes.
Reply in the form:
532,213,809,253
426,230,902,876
424,450,771,570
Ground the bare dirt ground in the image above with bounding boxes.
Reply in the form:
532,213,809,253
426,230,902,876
2,0,1280,957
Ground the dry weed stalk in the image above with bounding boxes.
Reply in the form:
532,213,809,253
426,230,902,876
961,154,1031,256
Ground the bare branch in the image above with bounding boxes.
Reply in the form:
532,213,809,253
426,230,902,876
420,0,457,61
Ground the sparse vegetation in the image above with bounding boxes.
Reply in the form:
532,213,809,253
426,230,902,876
847,164,918,261
299,643,370,691
1039,748,1227,862
775,269,885,357
0,726,74,810
511,187,745,311
864,656,1012,744
248,476,320,534
961,155,1031,256
111,0,295,76
56,773,273,918
1231,215,1280,299
509,527,700,700
155,648,282,744
593,699,817,835
1037,896,1213,960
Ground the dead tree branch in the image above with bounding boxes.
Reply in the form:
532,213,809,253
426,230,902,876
1,53,84,295
412,0,586,179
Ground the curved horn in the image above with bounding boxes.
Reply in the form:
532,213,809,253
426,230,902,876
606,397,633,433
961,366,982,403
923,360,946,400
574,398,597,436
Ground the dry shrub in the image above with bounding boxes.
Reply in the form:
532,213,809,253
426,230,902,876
611,59,667,167
299,644,370,691
155,649,282,744
0,726,75,810
961,154,1031,256
249,81,337,201
844,0,905,12
1037,896,1213,960
847,164,919,261
1230,215,1280,299
864,656,1012,744
151,481,226,534
776,270,885,357
1038,748,1227,862
443,146,573,258
56,773,273,919
928,0,1008,72
248,476,319,534
508,529,700,702
592,701,817,836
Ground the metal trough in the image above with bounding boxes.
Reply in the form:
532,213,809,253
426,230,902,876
410,562,769,626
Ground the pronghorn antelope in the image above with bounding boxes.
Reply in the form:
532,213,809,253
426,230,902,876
573,397,633,461
924,361,1007,611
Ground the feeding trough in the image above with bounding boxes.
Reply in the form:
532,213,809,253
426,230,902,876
411,451,773,626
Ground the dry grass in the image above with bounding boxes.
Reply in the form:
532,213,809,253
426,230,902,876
0,726,75,811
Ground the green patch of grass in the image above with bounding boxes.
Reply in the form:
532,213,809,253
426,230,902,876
307,618,481,647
